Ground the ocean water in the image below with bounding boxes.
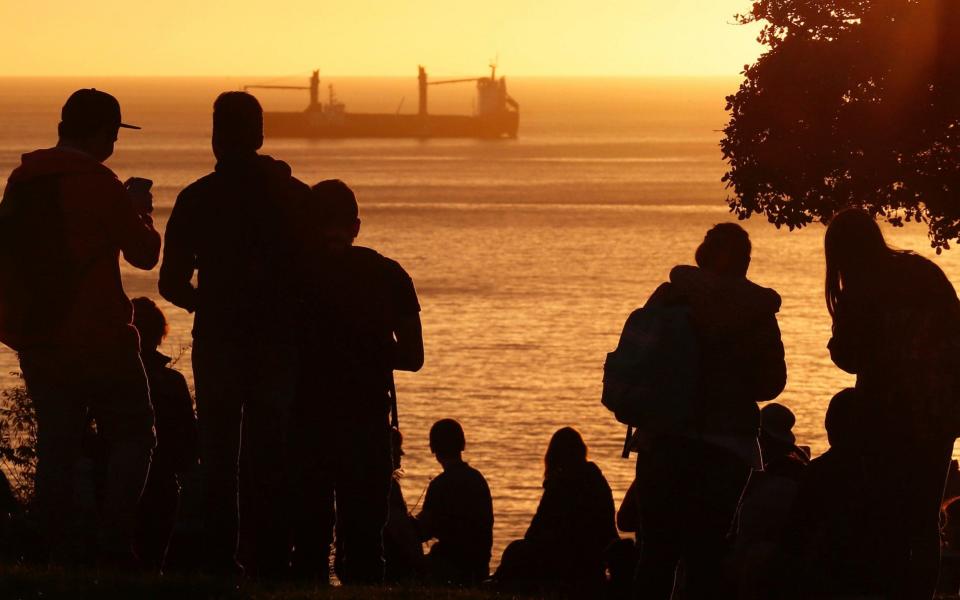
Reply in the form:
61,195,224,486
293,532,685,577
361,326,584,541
2,76,959,564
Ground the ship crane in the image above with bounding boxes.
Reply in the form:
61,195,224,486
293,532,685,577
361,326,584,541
244,71,321,109
417,63,518,117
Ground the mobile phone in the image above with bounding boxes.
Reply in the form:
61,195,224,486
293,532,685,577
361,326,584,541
125,177,154,214
125,177,153,195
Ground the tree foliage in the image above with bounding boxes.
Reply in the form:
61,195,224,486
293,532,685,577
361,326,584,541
722,0,960,251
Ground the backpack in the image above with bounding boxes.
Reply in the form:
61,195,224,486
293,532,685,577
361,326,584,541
602,305,699,441
0,177,72,352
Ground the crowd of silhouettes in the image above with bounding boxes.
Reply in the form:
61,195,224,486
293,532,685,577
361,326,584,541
2,87,960,600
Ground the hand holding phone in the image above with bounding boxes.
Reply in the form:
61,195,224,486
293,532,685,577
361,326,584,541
124,177,154,215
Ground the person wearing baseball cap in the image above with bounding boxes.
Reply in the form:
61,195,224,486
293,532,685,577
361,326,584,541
0,88,160,567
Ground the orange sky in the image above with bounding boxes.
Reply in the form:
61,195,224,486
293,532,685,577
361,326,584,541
0,1,762,77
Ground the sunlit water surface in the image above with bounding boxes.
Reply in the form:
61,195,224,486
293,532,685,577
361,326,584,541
2,77,959,564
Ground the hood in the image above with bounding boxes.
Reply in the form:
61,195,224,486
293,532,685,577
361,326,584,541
215,153,293,183
669,265,781,333
7,147,115,186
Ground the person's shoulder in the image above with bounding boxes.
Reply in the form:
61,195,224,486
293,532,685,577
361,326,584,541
175,173,219,208
180,173,218,196
160,364,189,387
352,247,412,277
462,462,491,489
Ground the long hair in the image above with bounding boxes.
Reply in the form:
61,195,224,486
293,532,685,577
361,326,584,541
544,427,588,481
824,209,908,319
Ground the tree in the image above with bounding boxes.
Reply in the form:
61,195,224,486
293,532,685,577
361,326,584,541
722,0,960,251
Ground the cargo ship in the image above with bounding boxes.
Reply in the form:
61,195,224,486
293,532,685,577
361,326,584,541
244,64,519,139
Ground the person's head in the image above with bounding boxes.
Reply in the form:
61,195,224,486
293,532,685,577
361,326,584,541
695,223,752,278
760,403,797,447
309,179,360,252
429,419,466,464
131,297,168,352
825,388,861,450
544,427,588,481
212,92,263,161
57,89,140,162
390,427,404,472
824,208,901,317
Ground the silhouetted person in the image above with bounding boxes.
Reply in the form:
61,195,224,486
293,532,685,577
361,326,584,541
825,208,960,599
382,427,426,583
778,388,880,598
0,89,159,566
939,497,960,596
414,419,493,585
289,179,424,584
736,403,807,599
633,223,786,599
158,91,308,576
496,427,619,596
130,297,199,572
759,403,809,477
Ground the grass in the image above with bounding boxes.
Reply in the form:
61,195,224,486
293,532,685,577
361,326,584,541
0,565,527,600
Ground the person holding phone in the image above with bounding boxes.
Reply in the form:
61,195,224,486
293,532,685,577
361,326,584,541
0,89,161,568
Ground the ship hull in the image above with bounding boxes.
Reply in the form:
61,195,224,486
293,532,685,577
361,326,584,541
263,111,519,139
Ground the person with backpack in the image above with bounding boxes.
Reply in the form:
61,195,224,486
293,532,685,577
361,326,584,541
610,223,786,599
0,89,160,566
288,179,424,584
158,92,309,577
823,208,960,599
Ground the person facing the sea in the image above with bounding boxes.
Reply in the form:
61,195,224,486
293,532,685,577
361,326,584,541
633,223,786,600
158,91,309,576
288,179,423,584
776,388,879,598
382,427,426,582
0,89,159,566
130,297,199,572
495,427,619,595
823,208,960,599
414,419,494,585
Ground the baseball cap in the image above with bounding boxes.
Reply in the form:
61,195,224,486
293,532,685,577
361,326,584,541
60,89,140,135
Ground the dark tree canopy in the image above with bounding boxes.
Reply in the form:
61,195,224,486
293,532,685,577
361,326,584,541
722,0,960,251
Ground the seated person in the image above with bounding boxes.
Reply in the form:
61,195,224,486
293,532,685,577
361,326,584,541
413,419,493,585
777,388,884,599
495,427,619,594
736,403,808,599
759,403,809,478
131,297,200,571
383,427,425,582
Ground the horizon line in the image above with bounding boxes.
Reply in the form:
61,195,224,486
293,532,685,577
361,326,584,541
0,73,744,80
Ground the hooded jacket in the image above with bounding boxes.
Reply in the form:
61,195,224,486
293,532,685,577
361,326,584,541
0,147,160,351
159,154,309,343
645,265,786,436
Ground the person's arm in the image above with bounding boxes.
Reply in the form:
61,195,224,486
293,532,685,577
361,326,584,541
394,314,424,372
100,178,160,270
827,293,867,374
158,189,199,312
388,260,424,372
616,480,640,533
749,314,788,402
